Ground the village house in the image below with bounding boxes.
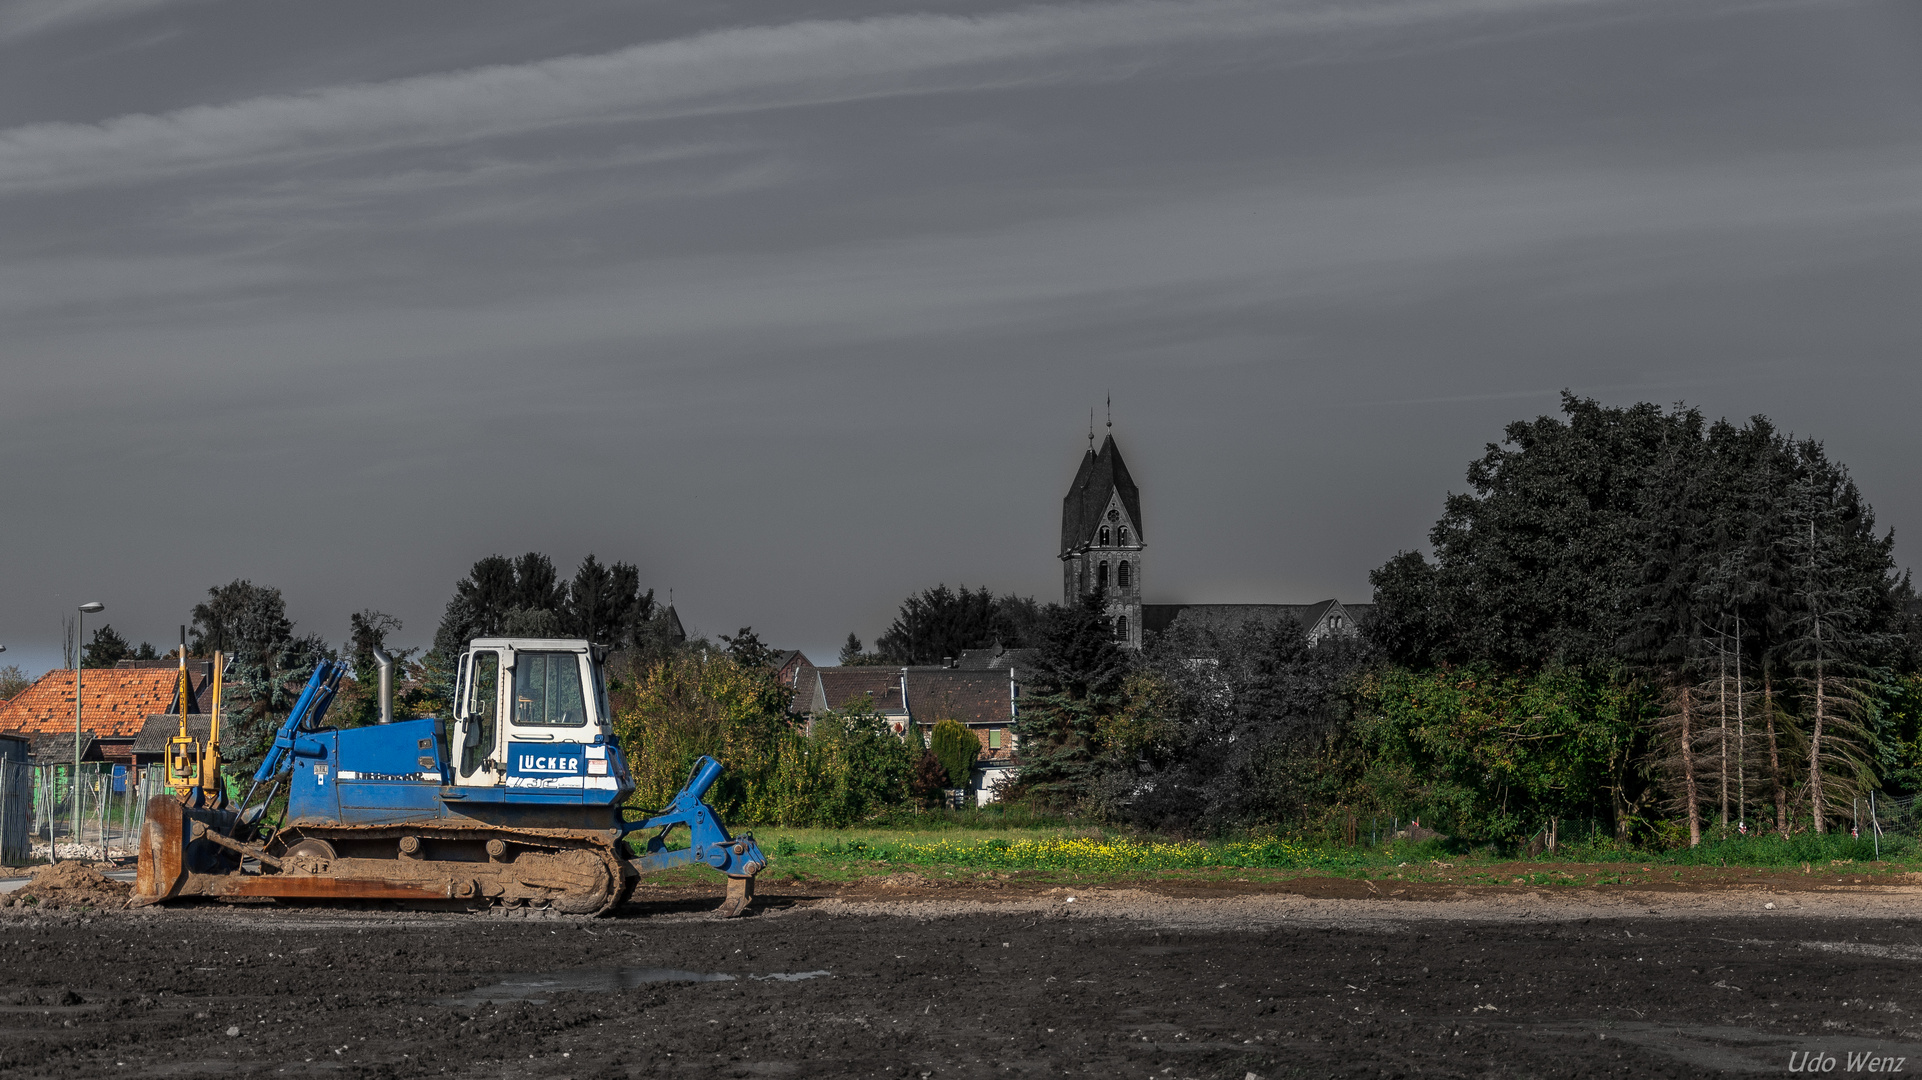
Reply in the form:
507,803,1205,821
790,658,1021,806
0,659,213,768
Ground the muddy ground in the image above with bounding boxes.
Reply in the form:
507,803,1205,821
2,877,1921,1078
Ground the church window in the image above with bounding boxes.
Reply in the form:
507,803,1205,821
1115,616,1129,641
1099,525,1111,546
1096,561,1109,587
1118,526,1129,545
1117,561,1131,587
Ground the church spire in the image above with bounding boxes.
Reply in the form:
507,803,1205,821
1059,424,1145,649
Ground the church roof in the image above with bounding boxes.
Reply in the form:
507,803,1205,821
1142,601,1367,642
1060,433,1143,554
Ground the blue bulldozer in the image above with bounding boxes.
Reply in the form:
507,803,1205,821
134,638,765,916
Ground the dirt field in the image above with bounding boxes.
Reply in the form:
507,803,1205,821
3,875,1921,1078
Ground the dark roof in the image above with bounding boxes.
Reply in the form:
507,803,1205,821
1143,601,1363,639
817,669,907,714
953,647,1039,671
1060,433,1143,554
133,714,217,755
768,651,814,678
903,671,1015,727
26,731,95,763
778,657,824,716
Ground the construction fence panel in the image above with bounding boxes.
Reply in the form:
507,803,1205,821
2,763,167,867
1861,792,1922,860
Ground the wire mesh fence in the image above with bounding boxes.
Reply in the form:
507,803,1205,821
0,761,168,867
1854,791,1922,860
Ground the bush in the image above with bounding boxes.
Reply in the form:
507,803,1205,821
929,718,977,789
909,751,950,808
614,651,911,826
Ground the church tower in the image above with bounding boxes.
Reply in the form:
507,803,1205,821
1060,429,1144,649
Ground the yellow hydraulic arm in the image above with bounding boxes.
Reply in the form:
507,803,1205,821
163,643,225,808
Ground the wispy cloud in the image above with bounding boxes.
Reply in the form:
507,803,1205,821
0,0,199,44
0,0,1726,195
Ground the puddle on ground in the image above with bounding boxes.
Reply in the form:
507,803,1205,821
443,968,830,1005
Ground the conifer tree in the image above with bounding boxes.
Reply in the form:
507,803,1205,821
1009,593,1129,809
1778,441,1899,831
838,633,865,666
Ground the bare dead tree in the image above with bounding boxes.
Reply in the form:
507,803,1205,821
1701,616,1762,839
1722,630,1737,834
1734,612,1748,832
1654,679,1707,847
1762,675,1790,836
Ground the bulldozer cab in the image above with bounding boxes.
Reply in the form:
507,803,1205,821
452,639,612,790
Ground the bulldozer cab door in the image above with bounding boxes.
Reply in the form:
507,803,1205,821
454,648,504,787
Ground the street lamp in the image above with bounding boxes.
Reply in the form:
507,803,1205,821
73,601,103,859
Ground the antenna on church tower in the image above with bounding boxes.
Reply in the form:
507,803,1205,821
1106,392,1112,432
1088,408,1095,450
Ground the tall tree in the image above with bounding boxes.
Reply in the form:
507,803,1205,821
1778,441,1900,831
1373,395,1700,668
1621,406,1716,843
838,633,865,666
512,552,566,614
334,610,415,727
875,585,999,665
565,554,653,645
720,627,776,671
1008,594,1130,808
76,627,158,667
991,595,1044,649
424,551,653,707
193,580,333,772
1122,614,1375,832
0,665,29,702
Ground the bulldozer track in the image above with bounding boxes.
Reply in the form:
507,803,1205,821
261,822,635,916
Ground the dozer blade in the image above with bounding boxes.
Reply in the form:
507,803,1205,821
133,797,188,905
134,796,235,905
715,874,755,919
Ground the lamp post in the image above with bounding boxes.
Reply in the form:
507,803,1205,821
73,601,103,858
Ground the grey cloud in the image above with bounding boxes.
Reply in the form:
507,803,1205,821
3,0,1917,674
0,0,199,43
20,141,1916,338
0,0,1752,195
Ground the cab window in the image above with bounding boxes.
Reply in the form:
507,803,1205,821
514,652,588,727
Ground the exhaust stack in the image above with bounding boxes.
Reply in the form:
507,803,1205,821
372,647,393,724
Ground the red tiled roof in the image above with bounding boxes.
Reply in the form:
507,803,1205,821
0,669,191,738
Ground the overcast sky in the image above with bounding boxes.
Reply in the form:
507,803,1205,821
3,0,1920,674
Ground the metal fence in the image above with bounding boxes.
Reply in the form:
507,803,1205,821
1854,792,1922,860
0,761,167,867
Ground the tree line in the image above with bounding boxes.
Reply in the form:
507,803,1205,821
1014,395,1922,846
813,396,1922,846
63,395,1920,845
